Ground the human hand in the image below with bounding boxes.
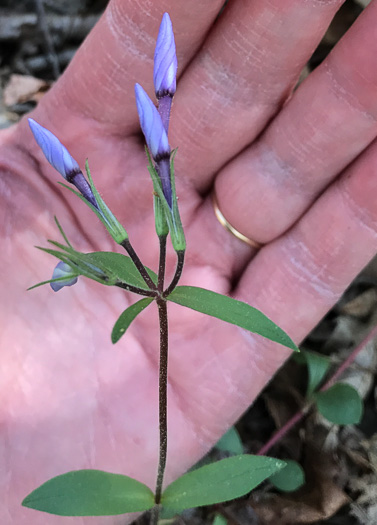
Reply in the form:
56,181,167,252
2,0,377,523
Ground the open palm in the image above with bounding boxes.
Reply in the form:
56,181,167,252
2,0,377,523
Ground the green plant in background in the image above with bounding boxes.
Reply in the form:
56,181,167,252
244,349,365,495
22,13,299,524
299,349,363,425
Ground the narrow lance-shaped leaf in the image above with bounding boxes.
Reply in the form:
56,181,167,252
33,244,157,292
112,298,154,344
85,252,157,289
161,455,285,511
22,469,155,516
167,286,298,351
54,216,73,247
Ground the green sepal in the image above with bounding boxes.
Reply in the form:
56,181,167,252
169,149,186,251
58,162,128,245
154,193,169,237
146,148,186,252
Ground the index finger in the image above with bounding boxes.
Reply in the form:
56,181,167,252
30,0,225,135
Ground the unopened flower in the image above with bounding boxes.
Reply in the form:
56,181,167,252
134,84,170,161
154,13,177,98
50,261,78,292
28,119,97,208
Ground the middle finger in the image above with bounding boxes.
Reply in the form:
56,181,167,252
171,0,345,186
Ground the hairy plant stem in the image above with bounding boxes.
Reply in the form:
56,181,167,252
151,298,169,525
115,282,156,297
120,238,157,291
257,323,377,456
163,250,185,297
158,235,167,293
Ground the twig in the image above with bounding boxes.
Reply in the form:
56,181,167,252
34,0,60,79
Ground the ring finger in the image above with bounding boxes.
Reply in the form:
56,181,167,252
213,1,377,247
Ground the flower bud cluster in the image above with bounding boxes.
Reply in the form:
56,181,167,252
134,13,185,251
28,12,185,293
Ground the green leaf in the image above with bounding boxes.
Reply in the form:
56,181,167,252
37,245,157,292
213,514,228,525
27,275,79,291
158,506,180,521
215,426,243,455
85,252,157,290
314,383,363,425
161,455,285,511
22,469,154,516
112,298,154,343
303,350,331,397
36,247,117,286
167,286,298,352
269,460,305,492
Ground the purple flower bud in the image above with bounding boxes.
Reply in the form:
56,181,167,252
28,119,98,208
154,13,177,98
135,83,170,160
28,119,81,180
50,261,78,292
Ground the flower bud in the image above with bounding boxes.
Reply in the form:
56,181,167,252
50,261,78,292
154,13,177,98
28,119,98,208
28,119,81,180
134,83,170,160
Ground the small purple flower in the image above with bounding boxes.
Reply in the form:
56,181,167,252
50,261,78,292
154,13,177,98
135,84,170,160
28,119,80,181
28,119,97,208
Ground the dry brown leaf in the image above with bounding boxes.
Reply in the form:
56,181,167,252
3,74,50,106
341,288,377,318
250,449,349,524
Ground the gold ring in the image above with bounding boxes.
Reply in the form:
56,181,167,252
212,191,263,249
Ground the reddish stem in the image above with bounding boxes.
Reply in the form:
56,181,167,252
257,323,377,456
320,322,377,392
